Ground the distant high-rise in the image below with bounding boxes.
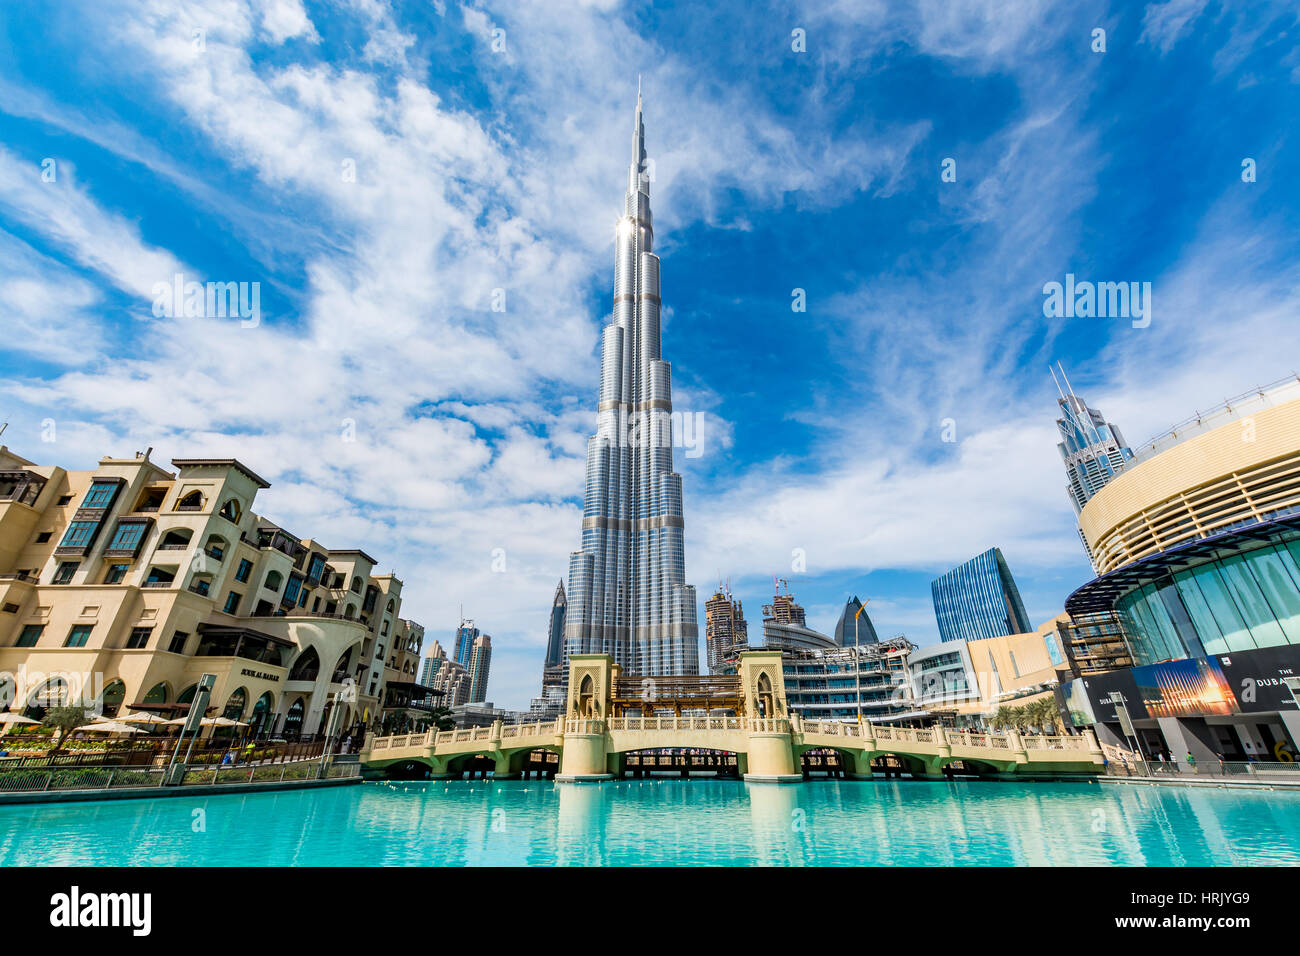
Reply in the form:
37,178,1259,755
833,595,878,647
704,586,748,674
545,581,566,669
467,633,492,703
454,620,479,667
563,87,699,676
425,640,470,706
1052,363,1134,515
931,547,1033,643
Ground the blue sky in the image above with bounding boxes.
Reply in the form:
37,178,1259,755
2,0,1298,709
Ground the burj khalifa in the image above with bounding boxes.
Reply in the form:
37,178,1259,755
563,88,700,676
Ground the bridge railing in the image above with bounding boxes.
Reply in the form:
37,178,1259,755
607,716,744,732
1020,734,1092,752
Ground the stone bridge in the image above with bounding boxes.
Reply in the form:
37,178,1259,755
361,651,1104,782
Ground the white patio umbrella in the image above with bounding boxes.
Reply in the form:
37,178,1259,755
161,715,248,727
81,721,144,735
0,711,39,725
114,710,171,725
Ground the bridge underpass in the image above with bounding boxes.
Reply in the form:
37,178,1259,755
362,652,1105,783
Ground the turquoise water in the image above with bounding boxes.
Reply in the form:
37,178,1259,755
1,778,1298,866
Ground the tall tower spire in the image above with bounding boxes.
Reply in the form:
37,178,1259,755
563,89,699,677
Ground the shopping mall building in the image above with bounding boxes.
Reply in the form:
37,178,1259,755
1061,378,1300,762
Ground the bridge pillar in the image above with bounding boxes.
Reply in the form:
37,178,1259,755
556,722,613,782
845,749,874,779
492,751,521,780
743,724,801,783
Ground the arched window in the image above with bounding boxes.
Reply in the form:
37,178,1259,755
219,498,241,522
288,647,320,682
283,698,305,736
344,604,356,619
176,490,203,511
249,692,273,735
177,683,198,704
100,679,126,718
350,576,362,594
386,598,395,612
26,676,70,717
331,648,354,684
756,673,774,719
223,687,248,721
264,570,283,593
143,682,169,705
578,674,594,717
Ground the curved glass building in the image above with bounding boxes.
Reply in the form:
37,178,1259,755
563,91,699,676
1065,377,1300,761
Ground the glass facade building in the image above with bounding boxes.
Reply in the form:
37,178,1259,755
1113,531,1300,667
1052,365,1134,516
931,547,1033,643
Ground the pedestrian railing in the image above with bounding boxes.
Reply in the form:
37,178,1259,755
0,758,359,795
1106,759,1300,779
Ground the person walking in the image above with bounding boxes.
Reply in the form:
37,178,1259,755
1186,750,1196,773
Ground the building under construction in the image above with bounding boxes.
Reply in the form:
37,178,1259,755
704,585,748,674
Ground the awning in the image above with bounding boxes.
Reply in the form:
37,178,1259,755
1066,512,1300,615
196,622,295,648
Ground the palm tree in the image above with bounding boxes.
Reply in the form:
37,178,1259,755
992,706,1015,730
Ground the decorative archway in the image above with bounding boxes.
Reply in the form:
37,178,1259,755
283,697,305,736
756,673,774,718
578,674,595,717
99,679,126,718
288,647,321,682
223,686,248,721
249,692,273,735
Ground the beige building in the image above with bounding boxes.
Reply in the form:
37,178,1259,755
0,445,428,739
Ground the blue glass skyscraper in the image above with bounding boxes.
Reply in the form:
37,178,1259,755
931,547,1033,643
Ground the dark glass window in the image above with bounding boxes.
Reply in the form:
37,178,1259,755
235,559,252,583
65,625,93,647
107,521,147,552
82,480,118,507
168,631,190,654
16,625,43,647
104,564,128,584
52,562,79,585
126,627,152,649
59,521,98,549
223,592,241,614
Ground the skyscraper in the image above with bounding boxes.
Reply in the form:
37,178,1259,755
931,547,1033,643
544,580,566,669
467,633,492,703
1052,364,1134,515
454,619,479,667
563,88,699,676
833,595,878,647
704,586,748,674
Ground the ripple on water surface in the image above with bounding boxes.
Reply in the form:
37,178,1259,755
0,778,1296,866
